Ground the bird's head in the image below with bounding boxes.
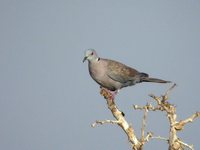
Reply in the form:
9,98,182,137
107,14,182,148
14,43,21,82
83,49,99,63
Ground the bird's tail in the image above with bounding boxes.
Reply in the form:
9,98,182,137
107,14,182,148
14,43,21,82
141,77,171,83
139,72,171,83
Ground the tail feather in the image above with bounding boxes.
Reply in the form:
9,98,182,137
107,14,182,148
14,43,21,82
141,77,171,83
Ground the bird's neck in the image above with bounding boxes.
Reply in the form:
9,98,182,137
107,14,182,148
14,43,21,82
88,57,100,63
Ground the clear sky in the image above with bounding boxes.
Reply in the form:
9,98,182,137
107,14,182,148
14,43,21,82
0,0,200,150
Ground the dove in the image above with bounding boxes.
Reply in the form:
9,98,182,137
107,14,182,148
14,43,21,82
83,49,171,98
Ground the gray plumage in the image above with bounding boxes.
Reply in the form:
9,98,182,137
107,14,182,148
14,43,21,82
83,49,171,91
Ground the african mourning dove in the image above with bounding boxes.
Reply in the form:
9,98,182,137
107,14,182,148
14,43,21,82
83,49,171,98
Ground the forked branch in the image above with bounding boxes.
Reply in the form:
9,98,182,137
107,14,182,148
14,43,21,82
91,84,200,150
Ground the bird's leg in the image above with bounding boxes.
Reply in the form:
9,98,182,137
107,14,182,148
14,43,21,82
109,90,119,99
100,87,119,100
100,88,125,116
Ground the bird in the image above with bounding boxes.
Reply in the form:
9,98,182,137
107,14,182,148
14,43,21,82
83,49,171,99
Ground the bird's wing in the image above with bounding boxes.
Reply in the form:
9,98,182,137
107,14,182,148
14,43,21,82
106,59,140,83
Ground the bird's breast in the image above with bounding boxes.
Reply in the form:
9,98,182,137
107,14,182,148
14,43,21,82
89,62,106,82
88,61,121,91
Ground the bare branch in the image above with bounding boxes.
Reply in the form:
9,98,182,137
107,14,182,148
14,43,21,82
91,120,120,127
141,105,148,143
174,112,200,131
151,136,169,142
92,83,199,150
99,87,141,149
147,84,200,149
133,103,163,112
177,139,194,150
144,132,153,142
164,83,177,97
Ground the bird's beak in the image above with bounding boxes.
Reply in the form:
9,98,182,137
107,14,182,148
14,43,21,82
83,56,87,63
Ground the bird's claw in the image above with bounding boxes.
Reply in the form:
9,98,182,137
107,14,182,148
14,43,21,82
100,87,118,100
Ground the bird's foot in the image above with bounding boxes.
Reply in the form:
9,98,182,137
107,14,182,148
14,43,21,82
100,87,118,100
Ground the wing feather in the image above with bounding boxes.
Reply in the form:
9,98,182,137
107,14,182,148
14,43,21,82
106,59,139,83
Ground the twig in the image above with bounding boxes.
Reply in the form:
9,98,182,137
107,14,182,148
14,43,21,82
151,135,169,142
144,132,153,142
133,104,163,112
141,105,148,144
174,112,200,130
164,83,177,99
177,139,194,150
91,120,120,127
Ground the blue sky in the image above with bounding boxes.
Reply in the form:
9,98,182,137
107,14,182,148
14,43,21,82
0,0,200,150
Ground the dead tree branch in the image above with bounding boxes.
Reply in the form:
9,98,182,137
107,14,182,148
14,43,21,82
91,84,200,150
147,83,199,150
92,87,142,150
